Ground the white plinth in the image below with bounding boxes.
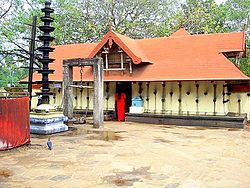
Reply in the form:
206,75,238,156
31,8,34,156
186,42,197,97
30,105,68,134
129,106,144,114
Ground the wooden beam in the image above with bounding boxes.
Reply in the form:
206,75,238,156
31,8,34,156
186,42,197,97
63,58,97,66
104,68,126,71
62,57,104,128
68,85,93,89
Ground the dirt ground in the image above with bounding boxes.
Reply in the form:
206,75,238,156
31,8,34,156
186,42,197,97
0,121,250,188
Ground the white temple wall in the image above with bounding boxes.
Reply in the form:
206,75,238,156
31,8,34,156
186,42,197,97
132,81,226,115
104,82,116,110
228,92,250,119
35,81,250,120
181,82,196,114
165,82,179,113
132,82,164,113
71,82,94,110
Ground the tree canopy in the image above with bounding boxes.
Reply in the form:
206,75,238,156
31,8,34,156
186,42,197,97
0,0,249,87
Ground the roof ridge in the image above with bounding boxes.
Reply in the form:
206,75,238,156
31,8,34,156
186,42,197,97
190,31,245,37
133,31,245,43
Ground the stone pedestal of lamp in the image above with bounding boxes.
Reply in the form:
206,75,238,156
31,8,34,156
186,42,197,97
30,104,68,134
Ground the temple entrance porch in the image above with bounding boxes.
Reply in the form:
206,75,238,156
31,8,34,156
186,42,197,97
31,80,250,127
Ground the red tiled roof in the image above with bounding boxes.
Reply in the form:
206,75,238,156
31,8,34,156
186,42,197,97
88,30,152,64
31,43,97,82
22,28,249,82
170,26,191,37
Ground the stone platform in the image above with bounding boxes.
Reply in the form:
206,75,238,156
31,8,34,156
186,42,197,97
125,113,248,128
30,112,68,134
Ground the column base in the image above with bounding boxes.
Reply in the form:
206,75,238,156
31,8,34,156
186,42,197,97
30,105,68,134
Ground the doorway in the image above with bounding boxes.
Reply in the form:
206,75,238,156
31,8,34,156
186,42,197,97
115,82,132,119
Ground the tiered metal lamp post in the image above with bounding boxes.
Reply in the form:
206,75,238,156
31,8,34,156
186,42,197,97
36,0,55,107
30,1,68,134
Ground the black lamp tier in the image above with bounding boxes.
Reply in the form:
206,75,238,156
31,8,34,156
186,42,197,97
36,1,55,105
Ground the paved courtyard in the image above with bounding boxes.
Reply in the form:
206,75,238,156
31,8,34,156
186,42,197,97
0,121,250,188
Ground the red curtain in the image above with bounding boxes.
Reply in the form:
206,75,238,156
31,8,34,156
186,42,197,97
0,97,30,150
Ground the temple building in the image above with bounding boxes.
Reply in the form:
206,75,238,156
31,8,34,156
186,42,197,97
25,27,250,126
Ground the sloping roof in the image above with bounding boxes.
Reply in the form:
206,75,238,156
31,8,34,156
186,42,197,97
31,43,97,82
23,28,249,82
88,30,152,64
170,26,191,37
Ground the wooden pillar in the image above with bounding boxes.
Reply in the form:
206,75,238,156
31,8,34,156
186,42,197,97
161,82,166,113
195,82,199,115
102,47,109,69
153,86,157,114
138,82,142,97
223,83,229,114
238,99,241,115
74,85,78,109
105,82,110,110
129,61,132,74
118,48,124,69
93,58,104,128
146,82,150,112
213,83,217,115
63,64,73,118
105,53,108,69
86,82,90,109
178,82,182,115
80,88,83,109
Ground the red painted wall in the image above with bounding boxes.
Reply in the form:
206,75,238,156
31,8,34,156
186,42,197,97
0,97,30,150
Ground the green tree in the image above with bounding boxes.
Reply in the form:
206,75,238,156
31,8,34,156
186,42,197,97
180,0,226,34
52,0,181,43
0,0,181,87
222,0,250,31
0,0,34,87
